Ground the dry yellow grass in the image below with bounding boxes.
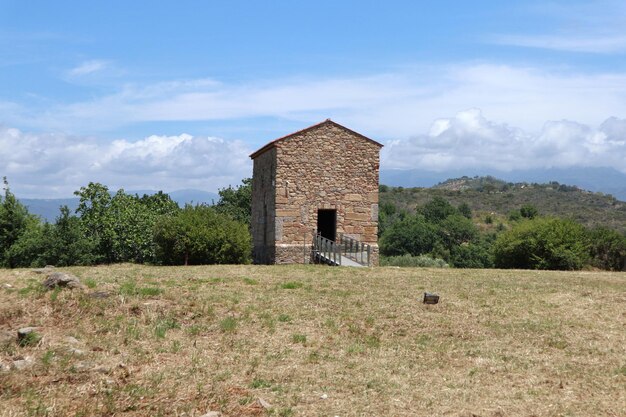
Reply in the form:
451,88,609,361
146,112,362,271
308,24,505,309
0,264,625,417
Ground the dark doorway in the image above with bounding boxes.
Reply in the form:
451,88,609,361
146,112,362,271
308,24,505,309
317,209,337,242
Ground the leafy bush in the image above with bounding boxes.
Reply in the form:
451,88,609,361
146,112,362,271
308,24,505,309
153,205,251,265
588,227,626,271
438,214,478,249
419,196,458,224
379,215,438,256
520,204,539,219
380,254,448,268
0,178,38,267
450,242,493,268
75,184,179,264
214,178,252,226
493,217,589,270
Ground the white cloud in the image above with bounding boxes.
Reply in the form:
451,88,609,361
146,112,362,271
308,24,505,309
383,109,626,175
67,59,110,77
12,64,626,140
493,34,626,54
0,125,251,198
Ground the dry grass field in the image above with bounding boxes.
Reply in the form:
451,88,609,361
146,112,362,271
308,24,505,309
0,264,624,417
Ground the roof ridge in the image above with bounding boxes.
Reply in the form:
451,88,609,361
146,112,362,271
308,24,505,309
250,119,382,159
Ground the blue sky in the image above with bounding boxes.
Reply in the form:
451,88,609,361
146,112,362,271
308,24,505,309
1,0,625,197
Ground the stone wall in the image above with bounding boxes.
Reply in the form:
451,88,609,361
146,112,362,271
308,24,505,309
274,122,381,265
251,148,276,264
251,120,382,266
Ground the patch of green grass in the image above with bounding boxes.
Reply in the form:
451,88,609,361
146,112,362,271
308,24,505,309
347,342,365,355
41,350,55,367
280,281,303,290
49,286,62,302
250,378,272,389
19,331,41,347
291,334,307,344
138,287,163,297
84,278,98,289
243,277,258,285
18,280,47,297
220,317,237,333
187,324,203,336
120,280,163,297
277,314,292,323
616,364,626,376
154,316,180,339
365,334,381,349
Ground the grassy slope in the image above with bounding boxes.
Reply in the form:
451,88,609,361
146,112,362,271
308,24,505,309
1,264,625,416
380,182,626,234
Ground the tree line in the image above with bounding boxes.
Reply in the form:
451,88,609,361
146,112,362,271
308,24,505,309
1,177,624,271
0,178,251,268
379,195,626,271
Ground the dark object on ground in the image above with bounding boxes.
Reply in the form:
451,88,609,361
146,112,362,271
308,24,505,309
423,292,440,304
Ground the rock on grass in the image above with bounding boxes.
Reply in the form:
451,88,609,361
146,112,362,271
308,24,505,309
42,272,83,290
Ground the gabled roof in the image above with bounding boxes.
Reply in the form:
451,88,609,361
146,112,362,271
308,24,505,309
249,119,383,159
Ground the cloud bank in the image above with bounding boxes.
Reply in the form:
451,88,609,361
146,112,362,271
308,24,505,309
2,110,625,198
384,109,626,174
0,126,251,198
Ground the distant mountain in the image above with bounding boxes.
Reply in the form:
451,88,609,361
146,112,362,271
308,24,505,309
168,189,219,206
381,167,626,201
20,189,219,222
21,198,80,223
380,176,626,234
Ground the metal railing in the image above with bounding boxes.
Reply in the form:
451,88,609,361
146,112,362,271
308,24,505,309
313,234,341,265
338,233,371,266
313,233,371,267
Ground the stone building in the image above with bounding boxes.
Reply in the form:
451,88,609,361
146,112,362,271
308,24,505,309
250,119,382,265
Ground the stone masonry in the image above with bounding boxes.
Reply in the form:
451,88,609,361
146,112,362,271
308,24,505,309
250,120,382,265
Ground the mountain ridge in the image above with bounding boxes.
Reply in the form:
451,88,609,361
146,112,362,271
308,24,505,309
380,167,626,201
20,189,219,222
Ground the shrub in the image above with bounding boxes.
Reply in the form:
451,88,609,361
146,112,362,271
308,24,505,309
379,215,438,256
153,205,251,265
419,196,458,224
493,217,589,270
588,227,626,271
450,242,493,268
380,254,448,268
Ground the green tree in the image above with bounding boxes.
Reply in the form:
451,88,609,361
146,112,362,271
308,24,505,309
380,214,438,257
520,204,539,219
493,217,589,270
0,178,38,267
47,206,97,266
74,182,115,263
153,205,251,265
378,201,405,237
458,202,472,219
438,214,478,250
5,221,51,267
587,227,626,271
450,241,493,268
215,178,252,226
419,196,458,224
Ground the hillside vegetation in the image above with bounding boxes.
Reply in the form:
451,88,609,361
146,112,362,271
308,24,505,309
381,176,626,234
1,264,625,416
